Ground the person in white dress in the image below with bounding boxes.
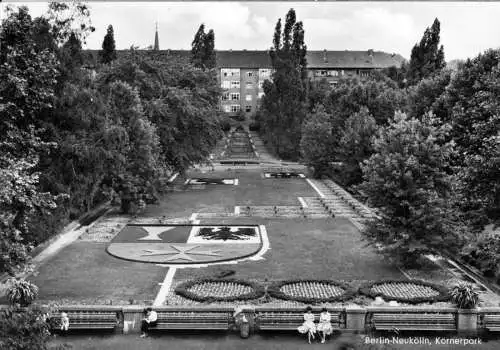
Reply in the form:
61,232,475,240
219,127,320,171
297,306,316,344
317,307,333,343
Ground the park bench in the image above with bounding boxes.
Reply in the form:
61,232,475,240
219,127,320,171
481,313,500,332
151,308,233,331
255,308,342,331
370,312,456,331
49,307,120,331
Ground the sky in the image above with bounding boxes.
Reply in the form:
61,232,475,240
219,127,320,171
2,1,500,61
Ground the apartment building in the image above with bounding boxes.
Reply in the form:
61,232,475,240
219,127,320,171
216,49,404,117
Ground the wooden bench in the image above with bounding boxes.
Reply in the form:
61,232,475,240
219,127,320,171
151,309,233,331
481,313,500,331
371,312,456,331
255,308,342,331
49,308,120,331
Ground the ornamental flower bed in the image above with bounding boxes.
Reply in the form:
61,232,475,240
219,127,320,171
175,279,265,302
268,280,354,304
359,279,450,304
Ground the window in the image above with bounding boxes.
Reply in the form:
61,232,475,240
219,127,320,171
329,81,338,88
231,105,240,113
259,69,271,79
223,105,231,113
221,81,230,89
221,68,240,77
245,105,252,113
230,81,240,89
245,95,252,101
341,70,345,76
246,82,253,89
328,70,339,77
258,92,265,99
222,93,229,101
230,93,240,101
247,71,254,77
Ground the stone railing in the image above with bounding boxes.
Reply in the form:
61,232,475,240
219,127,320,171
13,304,499,337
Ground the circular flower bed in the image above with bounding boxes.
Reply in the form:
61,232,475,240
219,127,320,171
268,280,353,303
175,279,265,302
359,279,450,304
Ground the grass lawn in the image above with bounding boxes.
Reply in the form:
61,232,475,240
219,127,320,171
48,333,500,350
143,170,317,218
28,242,167,305
174,217,403,282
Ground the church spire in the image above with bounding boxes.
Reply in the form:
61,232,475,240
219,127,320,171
154,21,159,50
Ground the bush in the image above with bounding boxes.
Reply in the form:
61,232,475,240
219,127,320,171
0,307,51,350
450,282,479,309
249,122,260,131
358,279,450,304
175,278,265,302
461,233,500,282
6,279,39,307
220,118,231,132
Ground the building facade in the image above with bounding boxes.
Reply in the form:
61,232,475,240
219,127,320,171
215,49,405,117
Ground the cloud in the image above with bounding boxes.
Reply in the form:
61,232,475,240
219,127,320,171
4,1,500,60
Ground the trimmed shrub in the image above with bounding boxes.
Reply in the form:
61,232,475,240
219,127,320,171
175,279,265,302
359,279,450,304
450,282,479,309
6,279,39,307
268,279,354,304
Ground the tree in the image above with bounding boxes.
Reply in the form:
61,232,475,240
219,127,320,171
0,7,67,274
300,106,335,177
260,8,308,160
191,24,216,70
407,18,445,84
434,49,500,228
338,107,378,186
359,112,464,267
0,307,52,350
100,24,117,64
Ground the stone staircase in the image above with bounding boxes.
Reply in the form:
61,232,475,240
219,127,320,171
305,179,379,229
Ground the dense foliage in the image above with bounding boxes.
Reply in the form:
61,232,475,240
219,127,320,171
0,5,222,274
0,307,52,350
191,24,216,70
406,18,445,84
99,25,116,64
260,8,308,160
358,112,465,266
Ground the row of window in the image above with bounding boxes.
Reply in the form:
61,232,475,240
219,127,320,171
222,92,265,101
314,70,344,77
221,80,268,89
221,68,272,79
222,105,253,113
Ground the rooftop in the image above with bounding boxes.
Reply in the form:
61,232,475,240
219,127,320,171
83,49,405,69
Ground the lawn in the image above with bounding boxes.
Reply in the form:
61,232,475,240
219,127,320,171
28,242,167,305
143,170,317,218
174,217,403,283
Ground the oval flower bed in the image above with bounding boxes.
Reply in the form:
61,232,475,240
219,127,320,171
175,279,265,302
359,279,450,304
268,280,353,303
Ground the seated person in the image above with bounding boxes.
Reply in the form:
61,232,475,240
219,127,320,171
140,307,158,338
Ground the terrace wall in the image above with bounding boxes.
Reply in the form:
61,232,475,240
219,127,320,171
15,304,499,336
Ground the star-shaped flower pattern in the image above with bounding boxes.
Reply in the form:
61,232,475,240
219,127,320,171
140,245,221,262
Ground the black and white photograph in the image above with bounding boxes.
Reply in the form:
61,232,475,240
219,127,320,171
0,1,499,349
